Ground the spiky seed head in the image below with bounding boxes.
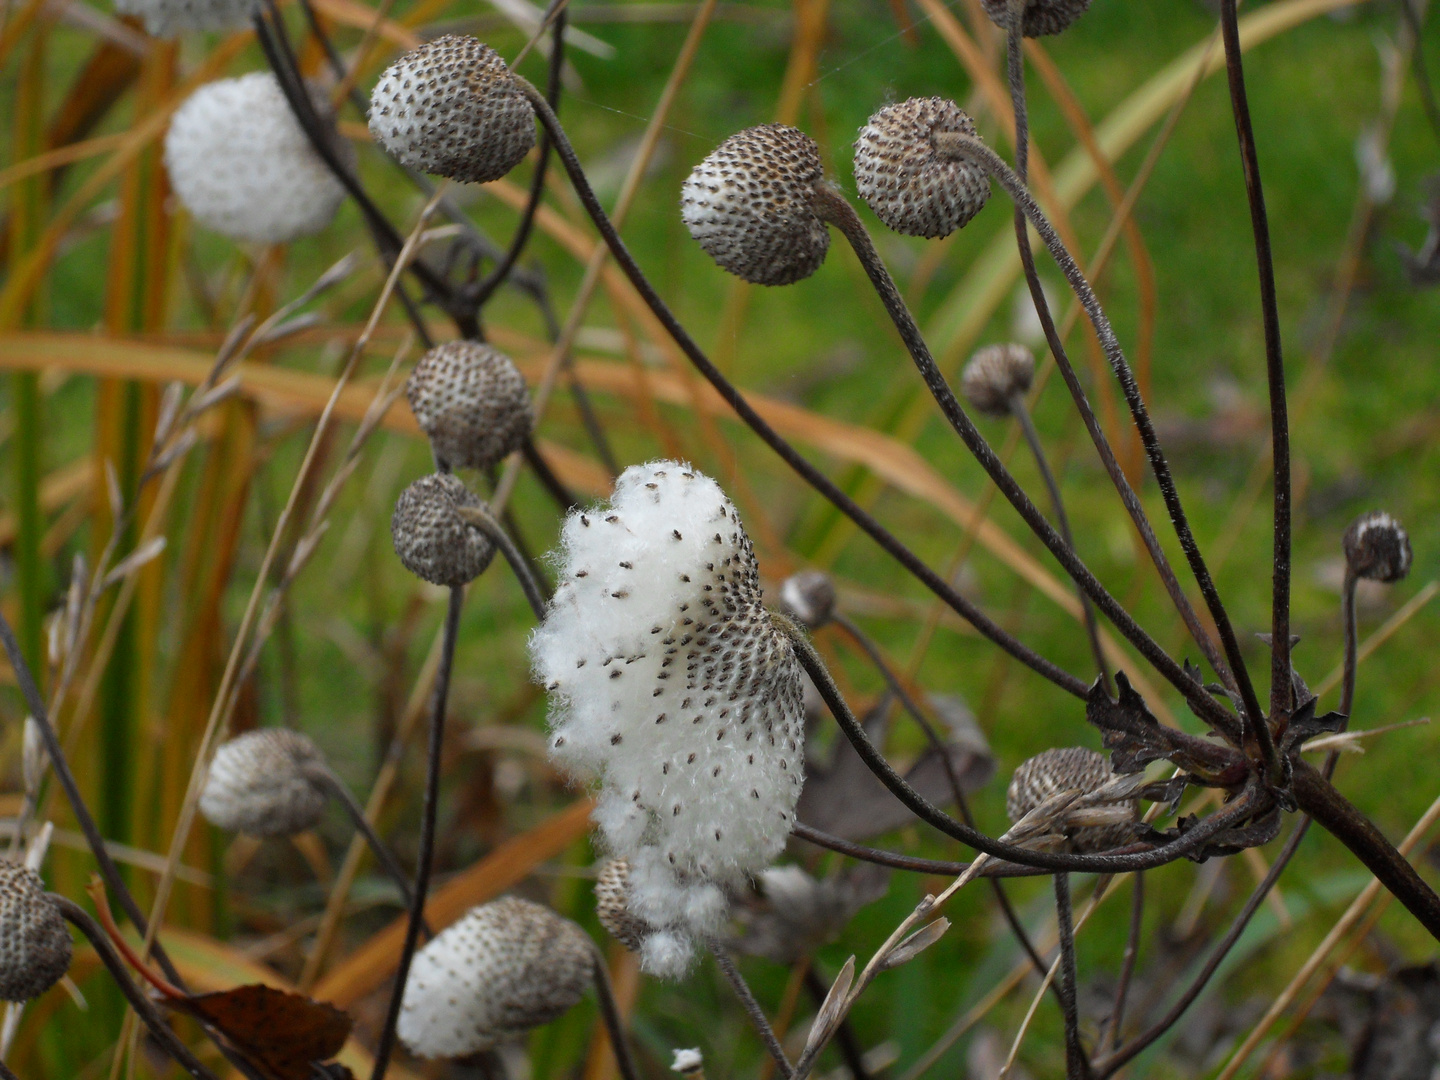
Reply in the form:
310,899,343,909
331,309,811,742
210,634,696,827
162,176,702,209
405,341,534,471
200,729,330,837
779,570,836,630
1006,746,1136,853
853,98,991,238
681,125,830,286
114,0,255,36
1343,512,1413,584
531,461,807,977
164,74,346,244
398,897,593,1058
594,859,648,951
391,473,497,587
0,862,72,1002
369,35,536,184
980,0,1091,36
961,343,1035,417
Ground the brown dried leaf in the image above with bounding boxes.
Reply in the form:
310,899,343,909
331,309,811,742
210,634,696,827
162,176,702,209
172,984,352,1080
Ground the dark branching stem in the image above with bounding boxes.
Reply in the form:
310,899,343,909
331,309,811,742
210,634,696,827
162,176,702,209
311,766,427,930
1398,0,1440,148
514,78,1088,700
792,821,1075,879
1107,871,1144,1053
1338,568,1360,735
53,896,222,1080
370,585,464,1080
0,1057,18,1080
457,504,551,619
1218,0,1293,730
1053,873,1093,1080
590,946,642,1080
708,940,794,1080
522,436,581,511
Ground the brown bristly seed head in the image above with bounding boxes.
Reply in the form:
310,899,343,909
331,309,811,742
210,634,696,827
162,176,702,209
680,125,830,286
853,97,991,238
594,858,649,952
406,341,534,471
779,570,837,630
200,728,330,837
399,896,594,1058
961,343,1035,417
391,473,497,587
1006,746,1136,853
0,861,72,1003
1343,511,1413,584
980,0,1091,37
368,35,536,184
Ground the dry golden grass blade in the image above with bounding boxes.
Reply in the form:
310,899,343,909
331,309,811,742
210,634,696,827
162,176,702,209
307,0,419,49
0,457,88,546
0,133,129,195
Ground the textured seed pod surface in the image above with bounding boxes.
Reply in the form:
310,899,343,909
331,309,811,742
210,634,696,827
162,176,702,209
961,343,1035,416
779,570,836,630
854,97,991,238
980,0,1091,36
391,473,496,587
594,858,649,951
200,729,330,837
399,897,593,1058
681,125,830,286
1343,511,1413,583
114,0,255,37
164,74,345,244
369,35,536,183
0,862,72,1002
531,461,807,977
406,341,533,470
1006,746,1135,853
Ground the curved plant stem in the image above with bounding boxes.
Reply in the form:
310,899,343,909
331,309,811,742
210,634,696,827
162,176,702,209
522,436,580,511
1052,873,1093,1079
1398,0,1440,148
311,766,427,929
457,504,551,619
1337,568,1360,728
369,585,464,1080
790,822,1056,879
709,940,794,1080
0,1057,18,1080
1106,871,1143,1053
590,946,642,1080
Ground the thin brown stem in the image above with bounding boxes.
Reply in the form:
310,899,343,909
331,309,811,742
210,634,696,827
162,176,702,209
1107,871,1143,1053
590,946,641,1080
457,504,550,620
709,940,794,1079
1053,873,1093,1080
311,766,427,930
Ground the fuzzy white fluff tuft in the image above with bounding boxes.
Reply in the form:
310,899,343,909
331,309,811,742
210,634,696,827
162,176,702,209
531,461,805,977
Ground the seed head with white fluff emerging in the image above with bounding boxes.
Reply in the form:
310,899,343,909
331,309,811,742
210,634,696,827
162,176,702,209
200,728,330,838
531,462,806,977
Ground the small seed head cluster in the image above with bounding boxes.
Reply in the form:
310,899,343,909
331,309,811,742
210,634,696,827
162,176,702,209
399,897,593,1058
531,462,806,977
391,473,497,587
0,862,71,1003
1343,511,1413,584
200,729,330,837
114,0,255,37
961,343,1035,416
164,74,346,244
1006,746,1136,853
779,570,836,630
854,97,991,238
369,36,537,184
980,0,1092,37
681,125,830,286
406,341,533,471
594,858,649,951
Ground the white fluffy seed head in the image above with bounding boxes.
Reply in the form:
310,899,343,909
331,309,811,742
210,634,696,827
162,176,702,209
114,0,255,36
369,35,537,184
531,461,807,977
594,858,649,952
1343,511,1412,584
779,570,836,630
961,343,1035,417
1006,747,1136,853
200,729,330,837
406,341,533,470
0,862,72,1002
854,97,991,238
980,0,1092,36
391,473,497,587
681,125,830,286
164,74,345,244
398,897,593,1058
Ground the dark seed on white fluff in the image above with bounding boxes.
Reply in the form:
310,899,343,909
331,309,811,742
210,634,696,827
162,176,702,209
854,98,991,238
980,0,1091,37
199,729,329,838
681,125,830,286
406,341,533,471
391,473,497,587
1006,746,1136,853
961,342,1035,417
369,35,536,184
113,0,255,35
779,570,836,630
0,862,72,1003
1343,512,1413,584
399,897,593,1059
594,859,649,952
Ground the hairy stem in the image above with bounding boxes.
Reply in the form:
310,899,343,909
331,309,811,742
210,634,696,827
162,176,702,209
312,767,427,931
709,940,794,1079
457,504,551,619
1053,873,1093,1080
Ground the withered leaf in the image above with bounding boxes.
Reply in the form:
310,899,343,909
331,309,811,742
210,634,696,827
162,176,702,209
170,984,352,1080
1086,673,1168,774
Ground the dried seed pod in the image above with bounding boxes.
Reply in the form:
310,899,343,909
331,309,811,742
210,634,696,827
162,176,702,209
1006,746,1136,853
681,125,830,286
960,342,1035,417
594,858,648,951
398,897,594,1058
114,0,255,37
1343,512,1413,584
164,74,346,244
200,729,330,838
406,341,534,470
980,0,1091,37
779,570,837,630
391,473,497,587
0,862,72,1002
853,98,991,238
369,35,536,184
